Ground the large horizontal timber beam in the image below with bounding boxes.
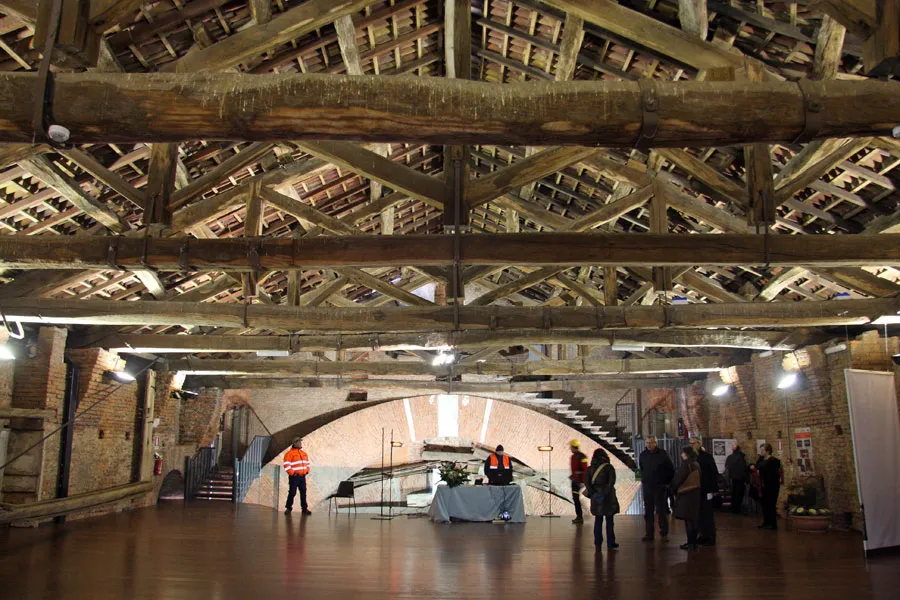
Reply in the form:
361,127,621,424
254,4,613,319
165,356,729,376
0,74,896,146
98,328,813,353
2,297,896,329
182,376,697,392
3,233,900,270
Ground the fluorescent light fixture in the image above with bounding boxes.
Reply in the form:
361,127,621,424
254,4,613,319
777,371,799,390
611,343,645,352
256,350,290,357
0,344,14,361
712,384,731,397
432,350,456,366
823,343,847,355
871,315,900,325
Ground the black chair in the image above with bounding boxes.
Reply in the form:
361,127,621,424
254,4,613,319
329,480,357,515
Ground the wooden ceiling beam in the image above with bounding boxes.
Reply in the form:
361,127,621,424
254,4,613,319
182,375,696,392
165,355,730,376
18,155,127,232
57,147,146,210
101,328,806,353
467,146,600,208
0,229,894,271
4,232,900,270
170,142,276,210
164,0,381,73
3,297,896,329
1,74,897,146
295,141,449,206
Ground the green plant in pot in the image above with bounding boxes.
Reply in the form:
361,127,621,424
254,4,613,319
787,480,831,531
438,461,469,488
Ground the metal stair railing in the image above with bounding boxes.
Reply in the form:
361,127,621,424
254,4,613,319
184,433,220,500
233,435,272,503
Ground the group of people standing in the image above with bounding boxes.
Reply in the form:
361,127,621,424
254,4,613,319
639,436,718,550
570,435,783,551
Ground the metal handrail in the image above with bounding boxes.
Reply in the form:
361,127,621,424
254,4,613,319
233,435,271,503
184,434,219,500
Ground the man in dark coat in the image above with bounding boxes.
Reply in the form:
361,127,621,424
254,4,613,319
724,443,748,514
756,443,783,530
569,439,589,524
638,435,675,541
690,436,718,545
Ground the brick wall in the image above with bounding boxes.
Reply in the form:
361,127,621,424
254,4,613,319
704,331,900,529
65,349,143,496
4,327,67,503
179,387,224,446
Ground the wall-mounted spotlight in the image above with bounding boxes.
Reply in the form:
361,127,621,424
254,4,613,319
103,370,136,383
776,371,804,390
712,383,732,397
432,349,456,366
0,344,14,361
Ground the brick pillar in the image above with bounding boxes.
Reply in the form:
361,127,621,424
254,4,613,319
3,327,67,503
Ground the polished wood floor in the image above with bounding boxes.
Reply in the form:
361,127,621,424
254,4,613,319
1,503,897,600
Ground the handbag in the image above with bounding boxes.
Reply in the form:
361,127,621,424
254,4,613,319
677,468,701,494
582,463,607,498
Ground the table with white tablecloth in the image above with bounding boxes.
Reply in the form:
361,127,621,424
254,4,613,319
428,485,526,523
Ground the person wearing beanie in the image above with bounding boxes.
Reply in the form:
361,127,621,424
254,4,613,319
484,444,513,485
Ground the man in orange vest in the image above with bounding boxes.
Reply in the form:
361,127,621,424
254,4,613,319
484,444,513,485
284,437,311,515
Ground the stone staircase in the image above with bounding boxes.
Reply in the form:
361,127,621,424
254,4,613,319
524,391,637,469
193,466,234,501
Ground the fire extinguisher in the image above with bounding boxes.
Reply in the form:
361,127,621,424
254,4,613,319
154,453,163,476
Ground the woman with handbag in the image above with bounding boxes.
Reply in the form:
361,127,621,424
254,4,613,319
670,446,702,551
583,448,620,550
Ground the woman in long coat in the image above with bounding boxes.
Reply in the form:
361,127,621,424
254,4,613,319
583,448,620,550
670,446,702,551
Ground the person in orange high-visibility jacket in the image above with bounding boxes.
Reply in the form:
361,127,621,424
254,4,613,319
484,444,513,486
283,437,311,515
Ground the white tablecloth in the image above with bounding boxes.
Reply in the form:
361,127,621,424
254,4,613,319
428,485,526,523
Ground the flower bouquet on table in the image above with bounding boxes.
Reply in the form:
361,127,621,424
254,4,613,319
438,461,469,488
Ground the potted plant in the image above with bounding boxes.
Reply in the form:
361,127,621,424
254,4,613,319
438,462,469,488
787,481,831,532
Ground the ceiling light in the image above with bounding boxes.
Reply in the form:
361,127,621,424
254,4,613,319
610,343,645,352
256,350,290,357
823,343,847,355
0,344,14,361
871,314,900,325
777,371,799,390
712,384,731,397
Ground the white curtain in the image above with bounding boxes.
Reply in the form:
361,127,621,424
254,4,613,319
845,369,900,552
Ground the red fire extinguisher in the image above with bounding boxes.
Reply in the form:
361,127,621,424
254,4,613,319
154,453,163,476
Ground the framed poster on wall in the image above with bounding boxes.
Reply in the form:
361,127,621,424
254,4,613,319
794,428,815,475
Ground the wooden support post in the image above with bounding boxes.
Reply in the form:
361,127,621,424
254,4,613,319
864,0,900,76
241,182,263,301
604,266,618,306
745,144,776,226
146,144,178,230
650,183,670,298
35,0,100,67
138,370,156,482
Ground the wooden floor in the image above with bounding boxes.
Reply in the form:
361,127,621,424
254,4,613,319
1,503,897,600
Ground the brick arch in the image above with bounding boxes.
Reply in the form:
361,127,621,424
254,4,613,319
245,395,638,514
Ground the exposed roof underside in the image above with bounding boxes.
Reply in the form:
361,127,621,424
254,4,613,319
0,0,898,369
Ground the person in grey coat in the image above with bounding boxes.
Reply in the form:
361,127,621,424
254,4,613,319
670,446,702,551
583,448,620,551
